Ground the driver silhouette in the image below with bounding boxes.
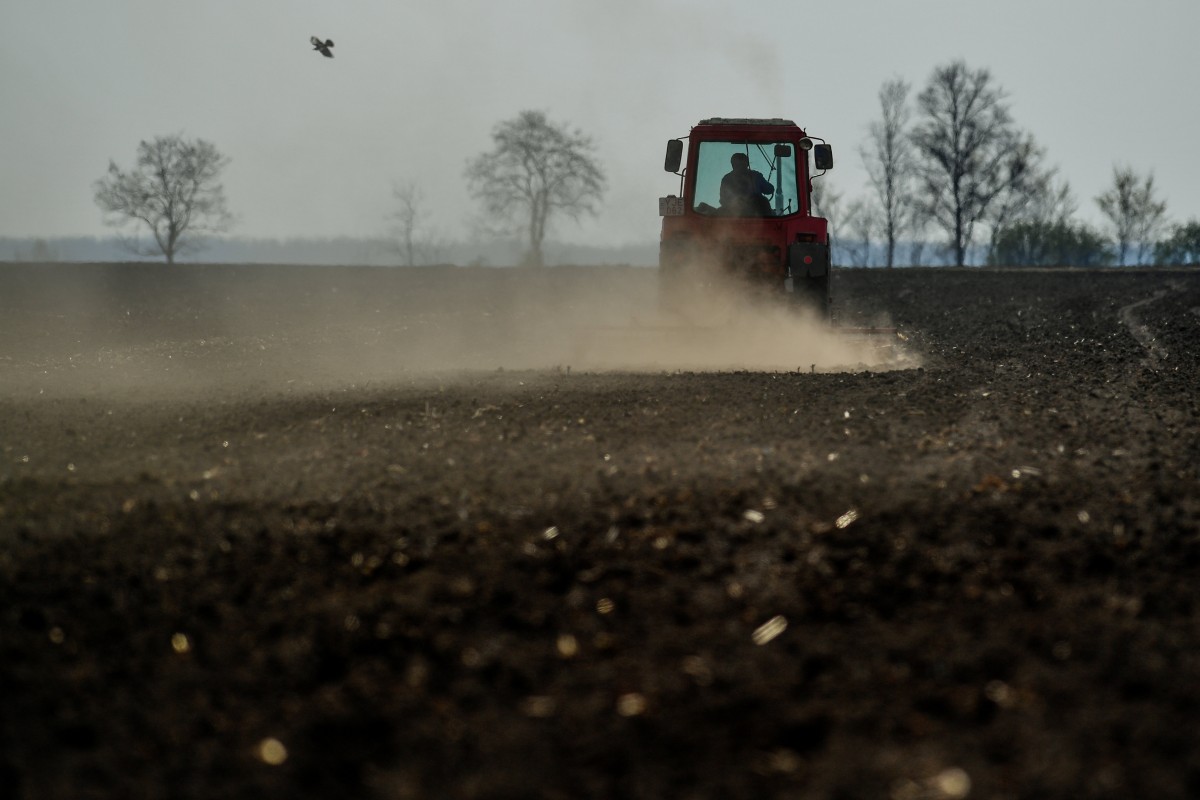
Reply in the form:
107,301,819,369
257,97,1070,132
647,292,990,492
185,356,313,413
719,153,774,216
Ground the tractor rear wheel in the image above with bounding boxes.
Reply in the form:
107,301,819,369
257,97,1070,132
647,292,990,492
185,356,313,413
791,274,830,320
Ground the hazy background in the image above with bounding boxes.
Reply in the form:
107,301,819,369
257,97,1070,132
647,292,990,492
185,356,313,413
3,0,1198,251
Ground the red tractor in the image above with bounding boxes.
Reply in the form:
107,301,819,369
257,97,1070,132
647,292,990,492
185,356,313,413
659,118,834,318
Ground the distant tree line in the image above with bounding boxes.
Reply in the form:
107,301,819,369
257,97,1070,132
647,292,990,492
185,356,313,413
4,235,657,268
844,60,1198,267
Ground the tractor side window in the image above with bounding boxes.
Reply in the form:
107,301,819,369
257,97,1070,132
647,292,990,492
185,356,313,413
691,141,800,217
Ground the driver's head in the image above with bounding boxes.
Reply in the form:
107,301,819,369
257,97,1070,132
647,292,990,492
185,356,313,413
730,153,750,170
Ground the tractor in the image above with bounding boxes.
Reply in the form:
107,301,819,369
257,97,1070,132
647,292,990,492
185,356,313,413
658,118,834,318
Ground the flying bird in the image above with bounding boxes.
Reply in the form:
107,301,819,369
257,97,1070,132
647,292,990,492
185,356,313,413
310,36,334,58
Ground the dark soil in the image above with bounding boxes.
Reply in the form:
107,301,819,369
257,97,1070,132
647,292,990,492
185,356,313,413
2,263,1199,799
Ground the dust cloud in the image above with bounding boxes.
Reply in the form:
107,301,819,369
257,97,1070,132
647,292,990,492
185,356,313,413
281,264,915,380
0,264,916,401
507,266,909,373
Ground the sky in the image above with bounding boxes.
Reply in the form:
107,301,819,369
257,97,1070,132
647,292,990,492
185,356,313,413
3,0,1199,249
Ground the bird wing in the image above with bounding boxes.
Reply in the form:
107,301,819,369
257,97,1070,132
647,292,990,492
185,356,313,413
310,35,321,47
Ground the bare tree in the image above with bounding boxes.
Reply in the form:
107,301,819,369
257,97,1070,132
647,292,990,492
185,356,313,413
94,134,233,263
983,131,1055,257
388,181,441,266
1154,220,1200,265
841,198,879,267
11,238,59,263
809,176,840,220
988,177,1091,266
860,77,915,268
906,204,931,266
911,61,1032,266
1027,178,1079,227
809,178,844,263
465,110,605,267
1096,165,1168,265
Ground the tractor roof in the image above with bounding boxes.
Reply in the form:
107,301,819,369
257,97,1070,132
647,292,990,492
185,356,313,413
696,118,798,127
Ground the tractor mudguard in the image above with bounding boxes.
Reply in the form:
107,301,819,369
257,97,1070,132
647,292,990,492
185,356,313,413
788,242,829,279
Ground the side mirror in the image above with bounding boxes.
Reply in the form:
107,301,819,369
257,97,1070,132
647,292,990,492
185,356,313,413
774,144,792,158
664,139,684,173
813,144,834,171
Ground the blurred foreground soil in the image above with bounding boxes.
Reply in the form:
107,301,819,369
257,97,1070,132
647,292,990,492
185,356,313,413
2,263,1199,799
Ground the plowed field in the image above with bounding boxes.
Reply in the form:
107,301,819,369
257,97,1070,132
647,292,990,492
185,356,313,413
2,263,1199,799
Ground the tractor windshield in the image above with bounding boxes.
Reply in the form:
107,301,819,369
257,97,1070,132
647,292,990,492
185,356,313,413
691,140,801,217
